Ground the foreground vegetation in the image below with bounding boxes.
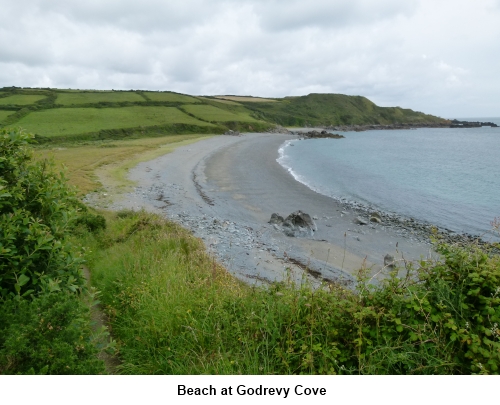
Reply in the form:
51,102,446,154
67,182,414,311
83,209,499,374
0,129,107,374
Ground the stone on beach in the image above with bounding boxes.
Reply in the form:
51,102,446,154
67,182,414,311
384,254,395,268
270,210,317,237
269,213,284,224
355,216,369,225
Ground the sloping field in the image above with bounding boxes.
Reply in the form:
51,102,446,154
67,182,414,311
183,104,260,122
0,94,47,105
215,96,278,102
56,91,145,105
143,92,200,103
199,97,242,106
0,110,14,123
16,106,215,137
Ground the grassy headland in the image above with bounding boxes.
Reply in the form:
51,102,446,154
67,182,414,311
0,87,448,144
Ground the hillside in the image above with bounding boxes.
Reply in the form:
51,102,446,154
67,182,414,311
0,87,447,142
215,93,447,127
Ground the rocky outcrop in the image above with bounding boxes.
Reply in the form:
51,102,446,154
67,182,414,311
450,119,498,128
269,210,317,237
267,125,292,134
324,123,451,132
301,130,345,139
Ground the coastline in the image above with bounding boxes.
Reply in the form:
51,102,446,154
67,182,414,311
100,132,442,286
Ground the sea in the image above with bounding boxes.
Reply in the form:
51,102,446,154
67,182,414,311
277,117,500,241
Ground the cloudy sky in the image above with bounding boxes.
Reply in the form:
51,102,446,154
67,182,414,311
1,0,499,117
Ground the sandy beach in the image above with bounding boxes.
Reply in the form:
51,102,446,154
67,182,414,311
109,132,436,286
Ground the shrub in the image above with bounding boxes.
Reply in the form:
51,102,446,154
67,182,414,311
74,212,106,233
0,128,86,298
0,292,105,374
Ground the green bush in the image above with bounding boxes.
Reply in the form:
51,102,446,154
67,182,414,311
0,292,105,374
74,212,106,233
0,128,86,298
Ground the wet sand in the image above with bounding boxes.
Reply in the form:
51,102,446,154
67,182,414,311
115,132,435,286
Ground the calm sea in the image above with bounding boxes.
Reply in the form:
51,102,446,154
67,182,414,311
278,118,500,239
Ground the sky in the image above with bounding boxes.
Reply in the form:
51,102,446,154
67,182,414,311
1,0,499,118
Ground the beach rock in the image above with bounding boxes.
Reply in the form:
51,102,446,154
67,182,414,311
224,130,240,136
355,216,369,225
384,254,395,268
303,130,345,139
269,213,284,224
370,213,382,223
277,210,317,237
267,125,291,134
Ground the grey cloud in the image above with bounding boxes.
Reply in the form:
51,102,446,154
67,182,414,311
250,0,418,31
17,0,228,33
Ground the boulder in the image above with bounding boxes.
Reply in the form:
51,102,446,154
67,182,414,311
370,213,382,223
272,210,317,237
224,130,240,136
269,213,284,224
355,216,369,225
384,254,395,268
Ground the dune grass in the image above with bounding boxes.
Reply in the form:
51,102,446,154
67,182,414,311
36,134,210,195
0,94,47,105
16,106,215,137
56,91,145,105
183,104,260,122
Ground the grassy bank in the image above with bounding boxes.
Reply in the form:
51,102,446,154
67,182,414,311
35,134,212,195
83,210,500,374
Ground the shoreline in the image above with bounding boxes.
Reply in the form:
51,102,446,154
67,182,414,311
96,132,447,286
277,137,493,247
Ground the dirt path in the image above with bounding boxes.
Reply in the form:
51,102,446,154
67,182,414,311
82,266,121,374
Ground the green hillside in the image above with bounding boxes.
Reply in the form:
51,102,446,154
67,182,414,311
0,87,447,142
222,93,446,127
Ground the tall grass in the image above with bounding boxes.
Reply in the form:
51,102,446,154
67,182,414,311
85,211,500,374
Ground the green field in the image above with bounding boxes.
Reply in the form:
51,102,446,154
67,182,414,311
199,97,242,106
16,106,215,137
0,87,447,141
216,96,278,102
142,91,200,103
183,104,260,122
0,94,47,105
56,91,145,105
0,110,14,122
